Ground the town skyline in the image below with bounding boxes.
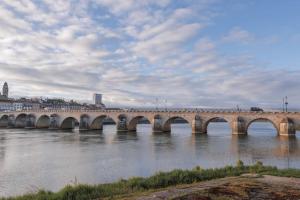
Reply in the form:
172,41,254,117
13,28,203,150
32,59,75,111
0,81,296,111
0,1,300,108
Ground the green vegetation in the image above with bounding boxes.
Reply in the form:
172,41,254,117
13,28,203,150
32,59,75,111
2,161,300,200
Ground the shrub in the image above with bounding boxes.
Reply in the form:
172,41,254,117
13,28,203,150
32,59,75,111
236,160,244,168
193,166,202,171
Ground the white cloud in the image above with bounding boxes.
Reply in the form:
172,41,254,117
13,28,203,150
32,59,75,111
0,5,32,31
222,27,254,44
94,0,170,15
132,23,201,62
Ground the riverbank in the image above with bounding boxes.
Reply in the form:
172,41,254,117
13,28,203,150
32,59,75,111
2,161,300,200
128,174,300,199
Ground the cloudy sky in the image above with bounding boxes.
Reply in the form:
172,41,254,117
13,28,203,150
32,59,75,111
0,0,299,108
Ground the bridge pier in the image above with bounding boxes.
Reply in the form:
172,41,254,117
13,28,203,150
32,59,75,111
279,118,295,137
232,117,247,135
117,115,128,132
117,121,128,131
79,115,90,130
25,115,35,128
152,115,163,132
192,116,203,134
49,115,59,129
0,116,8,127
8,115,15,128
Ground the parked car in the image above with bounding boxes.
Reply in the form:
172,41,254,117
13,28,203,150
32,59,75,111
250,107,264,112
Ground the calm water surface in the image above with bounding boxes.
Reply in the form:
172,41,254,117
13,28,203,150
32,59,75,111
0,122,300,196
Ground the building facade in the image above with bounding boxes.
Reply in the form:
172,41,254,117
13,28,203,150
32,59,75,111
40,98,89,110
93,93,102,105
93,93,105,109
0,99,13,111
13,98,40,111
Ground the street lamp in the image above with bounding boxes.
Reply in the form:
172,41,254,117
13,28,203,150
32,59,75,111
282,96,289,112
285,96,288,112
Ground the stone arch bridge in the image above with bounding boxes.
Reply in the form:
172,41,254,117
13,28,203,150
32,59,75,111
0,110,299,136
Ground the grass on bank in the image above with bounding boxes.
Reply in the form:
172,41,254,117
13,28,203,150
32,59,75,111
2,160,300,200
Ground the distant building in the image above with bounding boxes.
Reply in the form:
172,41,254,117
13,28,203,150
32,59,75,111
0,98,41,111
0,81,40,111
2,82,8,97
93,93,105,109
13,98,40,111
0,99,13,111
40,98,88,110
0,82,9,100
0,82,11,111
0,82,107,111
93,93,102,105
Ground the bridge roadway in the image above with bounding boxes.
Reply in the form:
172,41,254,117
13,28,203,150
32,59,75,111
0,109,299,136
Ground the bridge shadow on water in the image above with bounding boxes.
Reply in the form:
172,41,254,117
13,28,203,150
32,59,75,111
151,131,173,147
113,131,138,142
5,122,296,159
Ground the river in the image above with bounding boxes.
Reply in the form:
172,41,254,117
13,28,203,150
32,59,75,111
0,122,299,197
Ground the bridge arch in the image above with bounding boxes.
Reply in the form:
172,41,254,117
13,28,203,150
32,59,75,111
90,115,116,130
128,116,151,131
0,115,9,127
36,115,50,129
163,116,191,132
246,118,279,135
60,117,79,129
204,117,231,134
15,113,27,128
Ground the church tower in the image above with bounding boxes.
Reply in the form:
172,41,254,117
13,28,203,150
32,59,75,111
2,82,8,98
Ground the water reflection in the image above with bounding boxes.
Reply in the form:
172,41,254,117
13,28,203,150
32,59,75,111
0,135,6,166
0,124,300,197
276,136,298,156
151,132,173,148
113,132,138,143
78,132,106,144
